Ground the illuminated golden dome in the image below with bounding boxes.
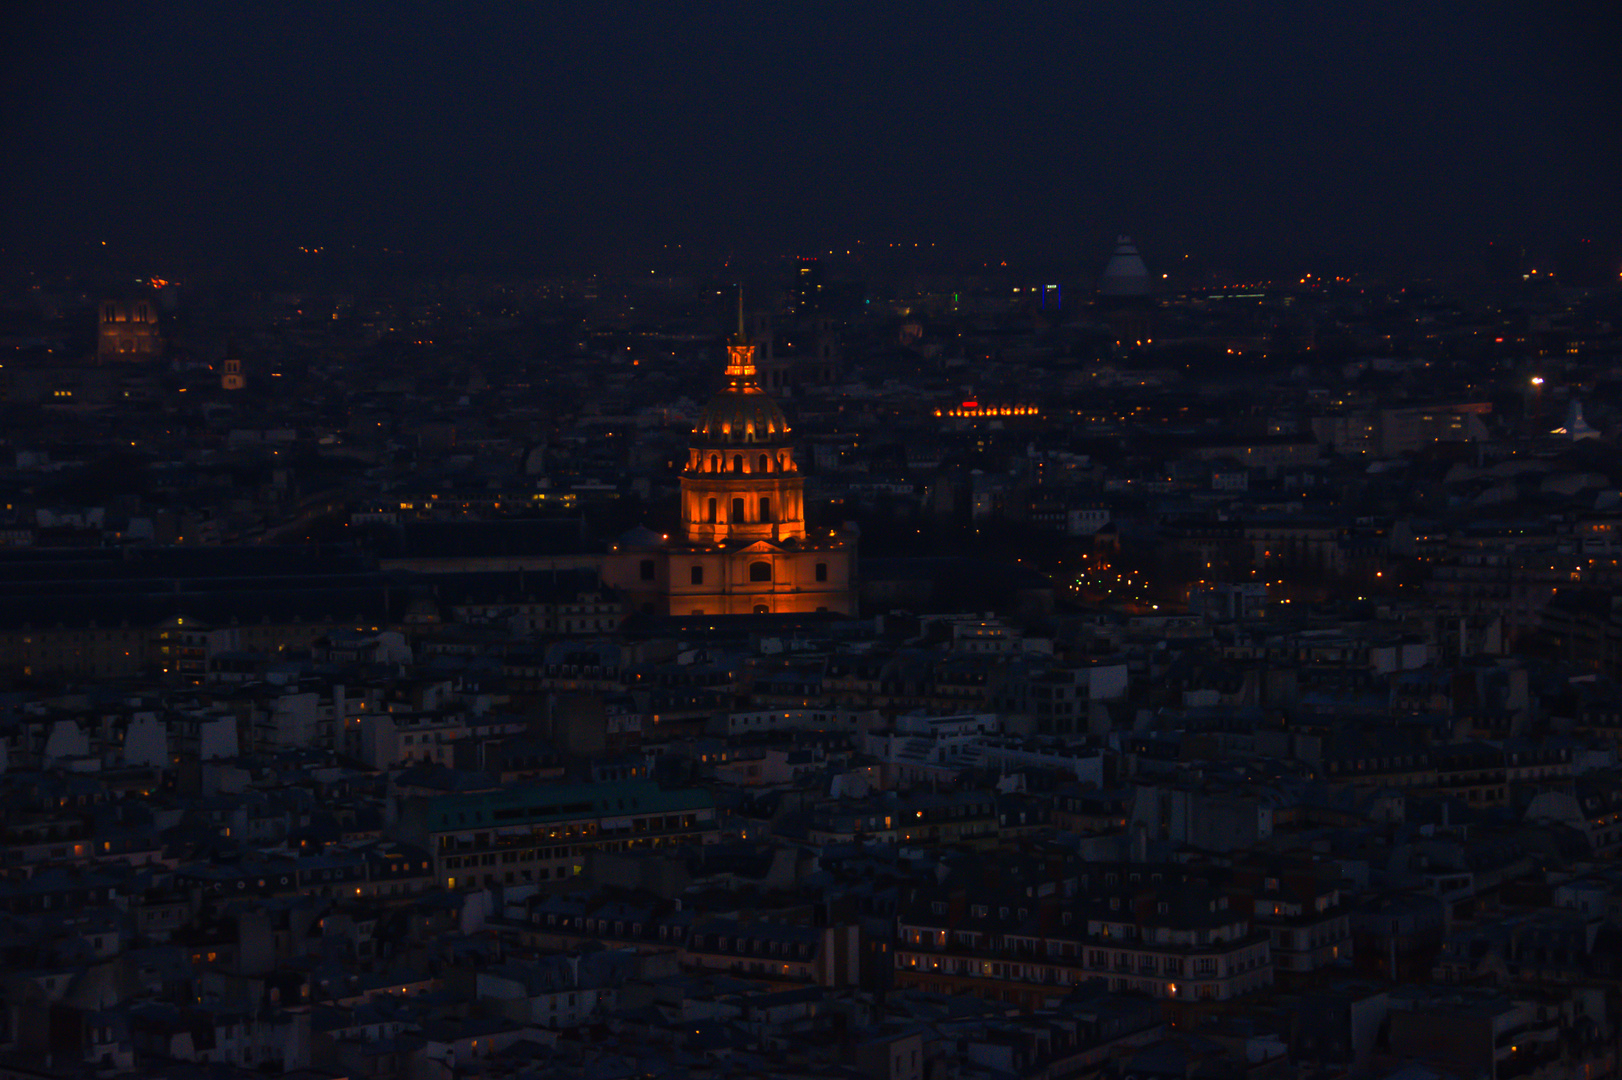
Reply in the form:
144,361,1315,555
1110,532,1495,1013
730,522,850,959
692,325,790,445
679,305,806,545
695,387,789,445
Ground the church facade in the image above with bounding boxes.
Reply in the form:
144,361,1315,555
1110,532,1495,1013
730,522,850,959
97,298,163,362
602,318,856,617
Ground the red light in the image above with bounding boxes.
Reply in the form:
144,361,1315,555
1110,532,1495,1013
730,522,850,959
962,401,978,409
1495,337,1503,343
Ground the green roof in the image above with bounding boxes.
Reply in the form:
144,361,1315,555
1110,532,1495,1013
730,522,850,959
422,779,712,832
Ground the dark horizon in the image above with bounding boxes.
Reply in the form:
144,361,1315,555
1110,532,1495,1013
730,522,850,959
4,1,1619,282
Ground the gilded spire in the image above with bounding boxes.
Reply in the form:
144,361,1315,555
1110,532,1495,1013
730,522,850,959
725,286,757,384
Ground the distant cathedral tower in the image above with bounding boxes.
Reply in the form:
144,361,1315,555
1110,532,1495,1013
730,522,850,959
97,299,163,362
603,299,856,617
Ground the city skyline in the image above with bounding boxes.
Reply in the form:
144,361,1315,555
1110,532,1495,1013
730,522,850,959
7,7,1622,1077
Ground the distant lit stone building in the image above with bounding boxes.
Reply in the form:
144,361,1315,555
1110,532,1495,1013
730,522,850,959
395,779,717,890
603,312,857,616
98,298,163,362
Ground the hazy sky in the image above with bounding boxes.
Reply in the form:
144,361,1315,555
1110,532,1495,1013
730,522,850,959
3,1,1617,274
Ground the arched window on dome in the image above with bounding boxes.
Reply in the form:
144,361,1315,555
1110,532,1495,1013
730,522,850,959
758,453,769,473
777,452,787,471
706,498,717,524
733,454,743,473
753,604,769,614
749,562,772,582
759,497,772,523
709,454,719,472
732,497,745,522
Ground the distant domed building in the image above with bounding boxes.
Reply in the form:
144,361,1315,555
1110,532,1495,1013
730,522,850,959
602,304,857,617
1098,236,1151,297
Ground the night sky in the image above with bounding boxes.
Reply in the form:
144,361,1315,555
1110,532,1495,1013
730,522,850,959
3,1,1617,275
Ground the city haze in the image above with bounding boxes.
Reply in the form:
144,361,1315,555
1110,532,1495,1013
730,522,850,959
3,1,1618,279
